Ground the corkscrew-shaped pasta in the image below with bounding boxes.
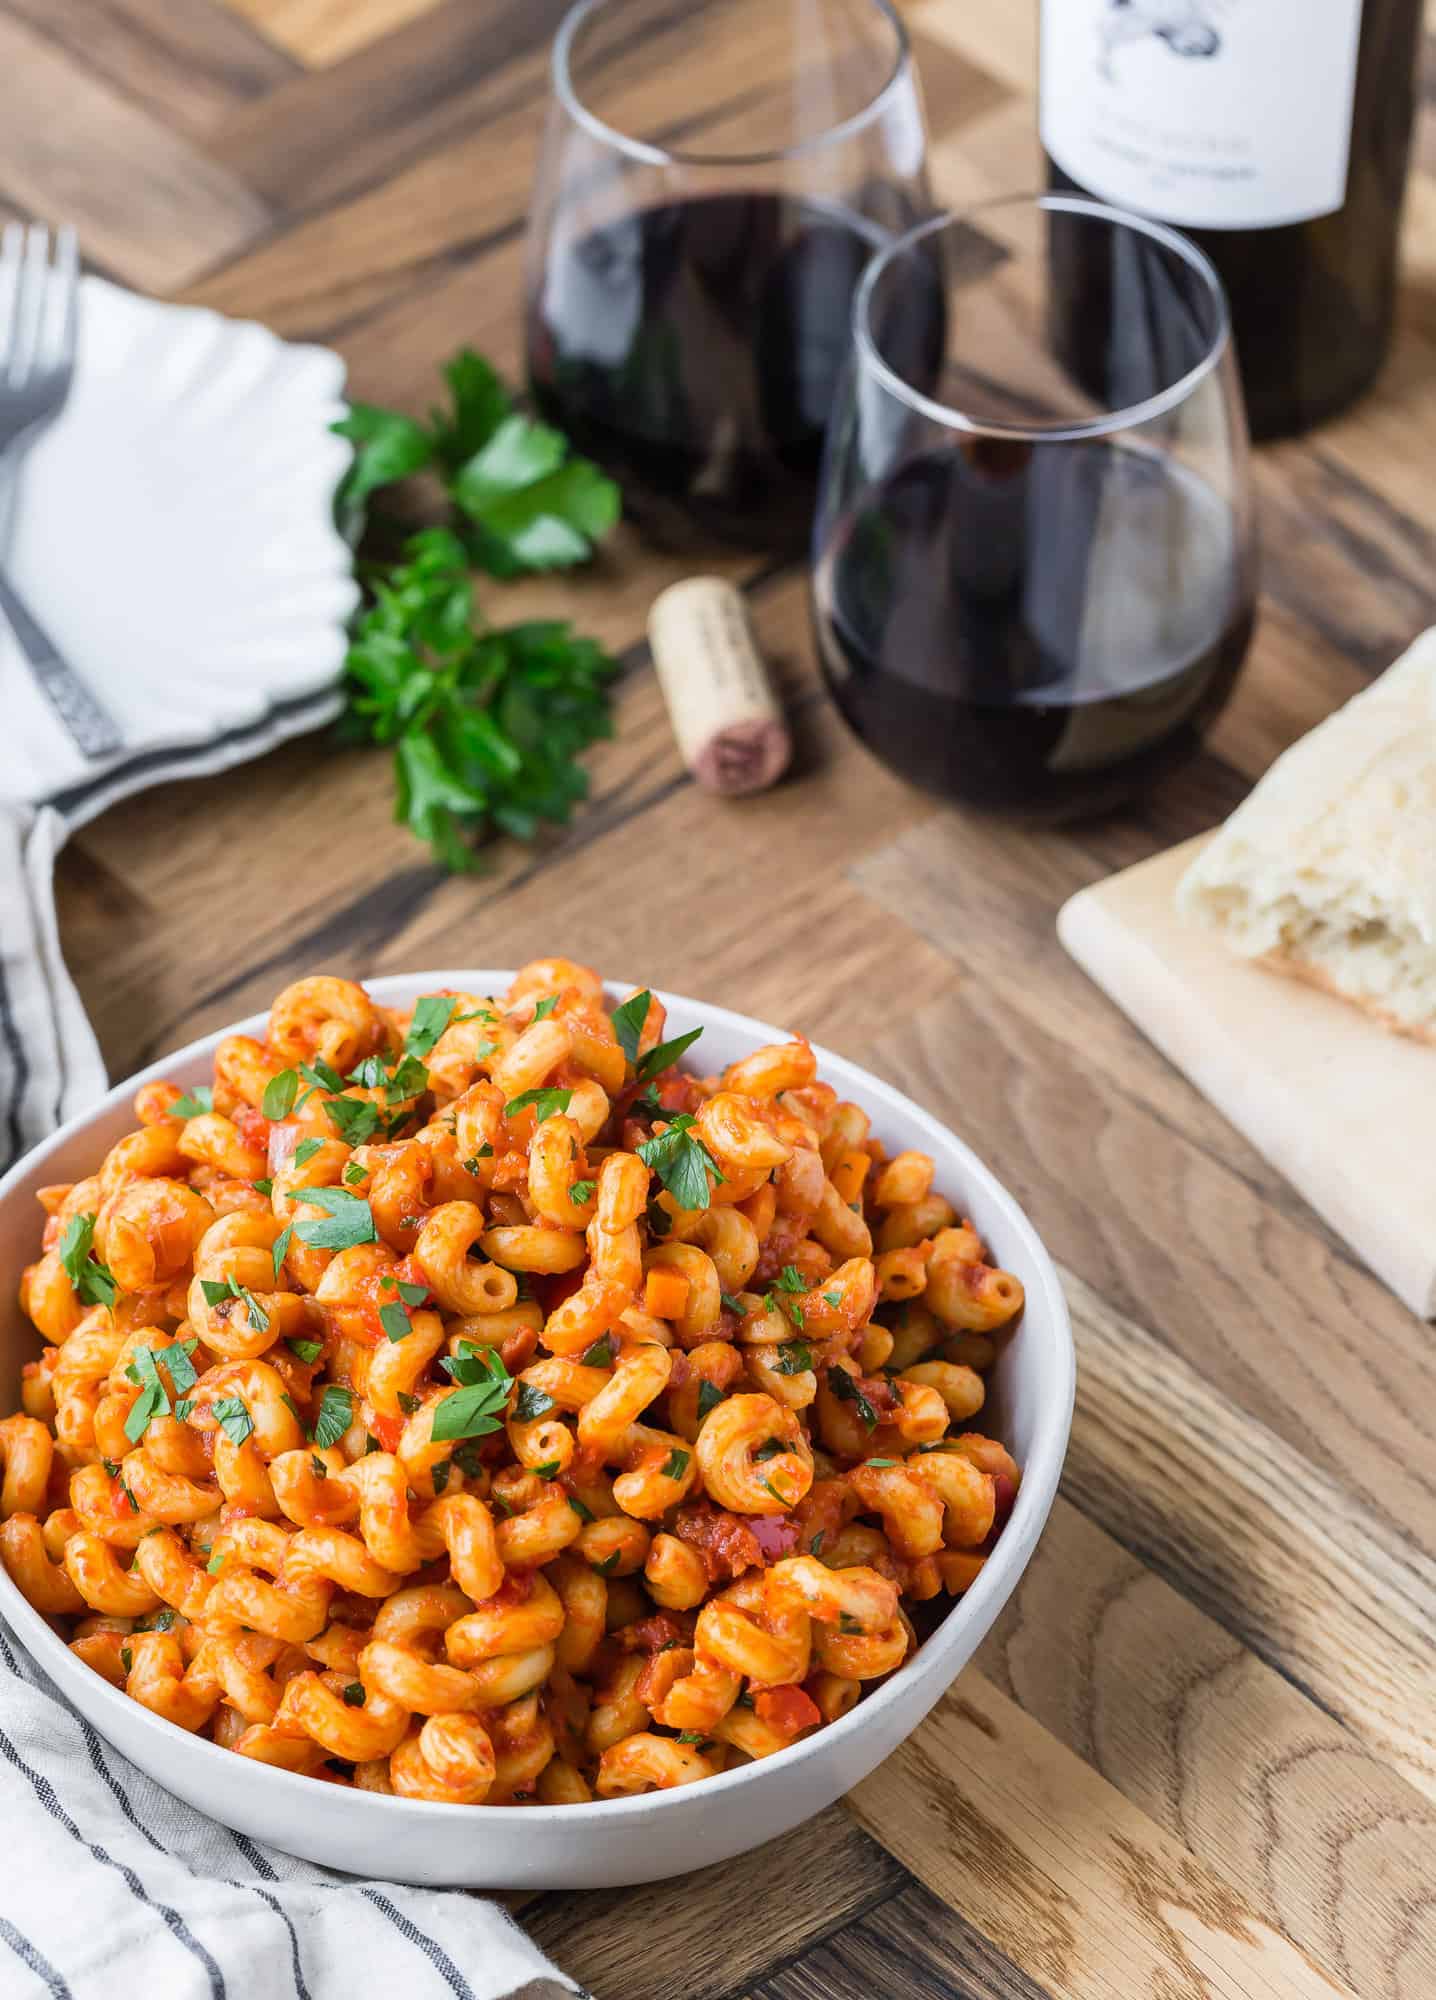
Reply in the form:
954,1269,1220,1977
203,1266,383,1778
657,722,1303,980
3,958,1026,1803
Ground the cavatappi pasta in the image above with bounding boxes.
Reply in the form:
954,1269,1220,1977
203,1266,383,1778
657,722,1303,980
3,964,1025,1805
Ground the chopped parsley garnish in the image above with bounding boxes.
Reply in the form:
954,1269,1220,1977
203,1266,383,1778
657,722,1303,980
394,1279,429,1305
431,1347,511,1442
823,1291,843,1308
148,1608,178,1633
123,1346,173,1442
864,1458,898,1469
310,1453,329,1479
120,1645,133,1674
513,1382,557,1423
212,1397,254,1448
610,989,652,1063
661,1447,690,1480
645,1197,672,1239
206,1550,225,1575
634,1026,703,1085
341,1682,366,1707
292,1136,324,1167
777,1266,805,1292
310,1385,355,1450
342,1161,368,1186
676,1731,710,1747
280,1393,302,1423
752,1438,786,1463
347,1055,388,1089
532,1458,560,1478
253,1176,274,1197
405,995,457,1058
636,1114,722,1212
287,1336,323,1365
168,1086,212,1118
719,1293,746,1317
567,1494,594,1522
430,1460,451,1494
324,1096,383,1146
199,1276,269,1332
531,995,558,1022
773,1340,813,1376
760,1476,789,1506
282,1185,378,1252
503,1086,573,1122
809,1530,826,1557
262,1070,299,1120
385,1054,431,1107
827,1367,879,1429
696,1379,724,1421
580,1333,614,1368
593,1551,621,1575
839,1613,862,1634
570,1179,596,1205
398,1391,421,1415
58,1214,118,1310
379,1302,412,1342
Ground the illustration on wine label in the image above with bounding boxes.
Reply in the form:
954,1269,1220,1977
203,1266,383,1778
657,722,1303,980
1099,0,1223,81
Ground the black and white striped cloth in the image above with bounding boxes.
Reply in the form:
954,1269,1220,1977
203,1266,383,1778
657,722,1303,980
0,1613,578,2000
0,728,582,2000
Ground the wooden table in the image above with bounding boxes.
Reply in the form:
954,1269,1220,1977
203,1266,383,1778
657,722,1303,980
4,2,1434,1995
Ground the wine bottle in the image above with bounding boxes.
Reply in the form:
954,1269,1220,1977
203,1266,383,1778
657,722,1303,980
1039,0,1422,440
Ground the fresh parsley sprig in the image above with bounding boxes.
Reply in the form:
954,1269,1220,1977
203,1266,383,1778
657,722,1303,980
333,351,622,874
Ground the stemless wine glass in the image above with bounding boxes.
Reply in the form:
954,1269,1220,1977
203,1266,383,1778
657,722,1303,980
811,194,1258,820
524,0,930,554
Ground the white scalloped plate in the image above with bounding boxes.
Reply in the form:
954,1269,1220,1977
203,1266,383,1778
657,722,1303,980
0,275,358,805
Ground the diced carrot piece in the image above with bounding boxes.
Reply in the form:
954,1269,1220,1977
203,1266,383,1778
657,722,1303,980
830,1150,871,1205
644,1269,690,1319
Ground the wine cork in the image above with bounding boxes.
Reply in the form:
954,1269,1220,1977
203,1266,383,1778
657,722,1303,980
648,577,792,796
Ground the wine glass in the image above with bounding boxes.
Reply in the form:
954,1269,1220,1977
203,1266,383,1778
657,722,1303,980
811,194,1258,821
524,0,931,555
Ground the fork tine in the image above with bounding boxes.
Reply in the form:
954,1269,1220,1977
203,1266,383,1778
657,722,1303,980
51,224,79,371
7,224,49,389
0,223,23,378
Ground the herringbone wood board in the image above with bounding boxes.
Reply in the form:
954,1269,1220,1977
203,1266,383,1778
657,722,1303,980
4,2,1436,1995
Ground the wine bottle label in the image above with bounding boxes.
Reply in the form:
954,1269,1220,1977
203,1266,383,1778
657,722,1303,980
1040,0,1364,230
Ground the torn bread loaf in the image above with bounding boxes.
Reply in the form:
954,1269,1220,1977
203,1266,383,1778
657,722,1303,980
1178,628,1436,1041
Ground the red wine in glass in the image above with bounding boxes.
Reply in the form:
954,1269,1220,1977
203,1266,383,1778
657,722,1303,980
813,439,1255,821
525,0,932,553
812,196,1258,819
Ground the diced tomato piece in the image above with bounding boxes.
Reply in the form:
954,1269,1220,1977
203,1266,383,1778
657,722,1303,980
618,1611,692,1654
754,1684,821,1738
748,1515,800,1564
367,1412,404,1453
990,1471,1017,1531
674,1500,763,1581
234,1103,271,1152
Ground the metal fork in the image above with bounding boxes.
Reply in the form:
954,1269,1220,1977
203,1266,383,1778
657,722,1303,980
0,223,123,759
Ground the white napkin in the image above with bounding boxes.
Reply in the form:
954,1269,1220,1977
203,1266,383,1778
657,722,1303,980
0,1616,578,2000
0,281,583,1999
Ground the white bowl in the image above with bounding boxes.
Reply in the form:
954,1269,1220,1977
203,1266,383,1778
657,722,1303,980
0,973,1074,1889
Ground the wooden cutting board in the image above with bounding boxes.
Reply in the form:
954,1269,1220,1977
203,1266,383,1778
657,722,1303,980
1058,836,1436,1318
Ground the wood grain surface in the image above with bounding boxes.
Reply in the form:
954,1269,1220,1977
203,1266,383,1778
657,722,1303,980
3,2,1435,1996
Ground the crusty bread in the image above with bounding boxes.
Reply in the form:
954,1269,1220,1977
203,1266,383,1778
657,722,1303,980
1177,628,1436,1039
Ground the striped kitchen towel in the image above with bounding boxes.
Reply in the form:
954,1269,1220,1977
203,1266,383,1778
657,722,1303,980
0,1611,579,2000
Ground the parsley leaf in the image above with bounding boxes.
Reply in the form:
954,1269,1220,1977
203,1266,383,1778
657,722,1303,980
405,995,457,1058
503,1086,573,1122
299,1058,347,1097
198,1276,269,1334
342,1161,367,1186
610,990,651,1063
168,1086,212,1118
567,1494,594,1522
379,1302,411,1342
261,1070,300,1120
569,1178,596,1206
752,1437,787,1463
253,1176,274,1197
513,1382,557,1423
287,1336,323,1365
823,1290,843,1308
827,1367,879,1429
347,1055,388,1089
206,1550,226,1575
636,1115,722,1212
531,995,559,1022
773,1341,813,1376
634,1027,703,1085
57,1214,118,1309
696,1379,724,1421
212,1397,254,1449
809,1530,826,1557
310,1385,355,1450
324,1096,383,1146
777,1266,805,1292
341,1681,367,1707
720,1293,746,1317
580,1333,614,1368
283,1186,378,1252
661,1447,690,1480
432,1363,511,1442
395,1279,429,1306
293,1137,324,1167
